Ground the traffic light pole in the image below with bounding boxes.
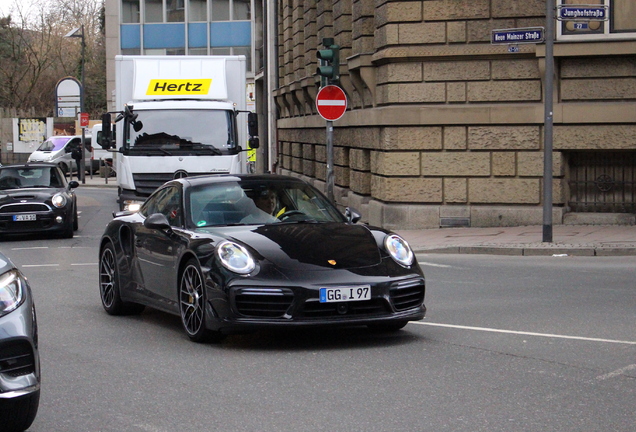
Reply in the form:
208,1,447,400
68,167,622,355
326,120,334,203
316,37,342,204
543,0,555,242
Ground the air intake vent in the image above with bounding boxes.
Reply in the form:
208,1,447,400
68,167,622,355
0,340,36,377
390,279,425,311
234,288,294,318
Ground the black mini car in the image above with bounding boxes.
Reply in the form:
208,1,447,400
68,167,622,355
99,174,426,342
0,163,79,238
0,252,40,432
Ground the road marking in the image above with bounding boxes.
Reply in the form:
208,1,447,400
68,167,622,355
21,264,59,268
596,364,636,381
418,261,453,268
11,247,48,251
411,322,636,345
71,263,97,266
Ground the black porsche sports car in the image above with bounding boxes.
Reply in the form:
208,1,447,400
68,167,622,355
0,163,79,238
98,174,426,342
0,252,40,432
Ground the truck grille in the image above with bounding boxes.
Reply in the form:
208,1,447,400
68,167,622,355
390,279,425,311
132,173,213,196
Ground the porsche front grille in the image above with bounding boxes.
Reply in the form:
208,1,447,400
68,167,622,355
0,340,36,377
390,279,425,311
234,288,294,318
302,299,388,318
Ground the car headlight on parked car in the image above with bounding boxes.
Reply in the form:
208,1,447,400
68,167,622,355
217,241,255,275
384,234,414,267
52,193,67,208
0,269,25,317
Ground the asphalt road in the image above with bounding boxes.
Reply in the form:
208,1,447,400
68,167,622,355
1,186,634,431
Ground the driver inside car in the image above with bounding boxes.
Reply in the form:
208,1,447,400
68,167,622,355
240,188,285,224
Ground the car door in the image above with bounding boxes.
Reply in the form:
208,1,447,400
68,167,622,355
135,185,184,306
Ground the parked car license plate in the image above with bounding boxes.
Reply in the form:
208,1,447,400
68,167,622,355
13,214,36,221
319,285,371,303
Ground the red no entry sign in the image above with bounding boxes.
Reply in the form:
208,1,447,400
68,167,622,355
316,85,347,121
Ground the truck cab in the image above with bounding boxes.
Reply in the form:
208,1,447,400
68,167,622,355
102,55,257,211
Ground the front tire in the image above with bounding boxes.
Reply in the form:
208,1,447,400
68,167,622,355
72,204,79,231
0,390,40,432
179,259,223,343
99,242,145,315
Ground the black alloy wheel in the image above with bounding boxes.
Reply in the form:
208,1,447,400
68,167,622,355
99,242,144,315
179,259,222,343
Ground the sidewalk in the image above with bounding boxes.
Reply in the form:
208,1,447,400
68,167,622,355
76,174,636,257
398,225,636,256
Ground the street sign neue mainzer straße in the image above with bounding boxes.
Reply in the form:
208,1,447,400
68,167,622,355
491,27,545,45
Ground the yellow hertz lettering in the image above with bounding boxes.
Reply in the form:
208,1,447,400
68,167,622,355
146,79,212,96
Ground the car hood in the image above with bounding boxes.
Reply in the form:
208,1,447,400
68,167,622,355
208,222,383,270
0,188,63,203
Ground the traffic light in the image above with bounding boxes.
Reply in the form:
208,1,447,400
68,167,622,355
316,37,340,86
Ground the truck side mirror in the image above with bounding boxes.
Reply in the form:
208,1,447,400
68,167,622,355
100,113,112,149
247,112,258,137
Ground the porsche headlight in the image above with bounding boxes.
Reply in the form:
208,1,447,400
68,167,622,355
384,234,414,267
217,241,255,275
0,270,25,317
52,193,67,208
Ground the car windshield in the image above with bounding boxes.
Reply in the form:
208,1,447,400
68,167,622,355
186,179,345,228
128,109,233,154
0,167,65,190
36,137,70,152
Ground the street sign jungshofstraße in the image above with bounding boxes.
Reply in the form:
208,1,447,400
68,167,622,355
491,27,545,45
557,5,609,21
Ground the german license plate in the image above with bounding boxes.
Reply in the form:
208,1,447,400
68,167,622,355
13,214,36,221
319,285,371,303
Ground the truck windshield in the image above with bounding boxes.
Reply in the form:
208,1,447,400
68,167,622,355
128,109,235,154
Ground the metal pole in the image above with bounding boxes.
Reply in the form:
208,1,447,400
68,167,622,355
326,120,334,203
543,0,555,242
79,25,86,184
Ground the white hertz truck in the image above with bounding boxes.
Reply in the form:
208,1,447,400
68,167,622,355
100,55,258,211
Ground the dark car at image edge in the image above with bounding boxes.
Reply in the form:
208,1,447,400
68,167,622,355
0,252,40,432
99,174,426,342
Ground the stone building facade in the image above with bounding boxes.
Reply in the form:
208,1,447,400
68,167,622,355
270,0,636,229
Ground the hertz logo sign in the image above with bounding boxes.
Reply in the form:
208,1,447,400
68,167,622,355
146,79,212,96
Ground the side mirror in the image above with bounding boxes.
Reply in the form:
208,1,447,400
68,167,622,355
100,113,112,149
68,180,79,189
144,213,172,231
247,112,258,137
345,207,361,224
248,137,260,149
